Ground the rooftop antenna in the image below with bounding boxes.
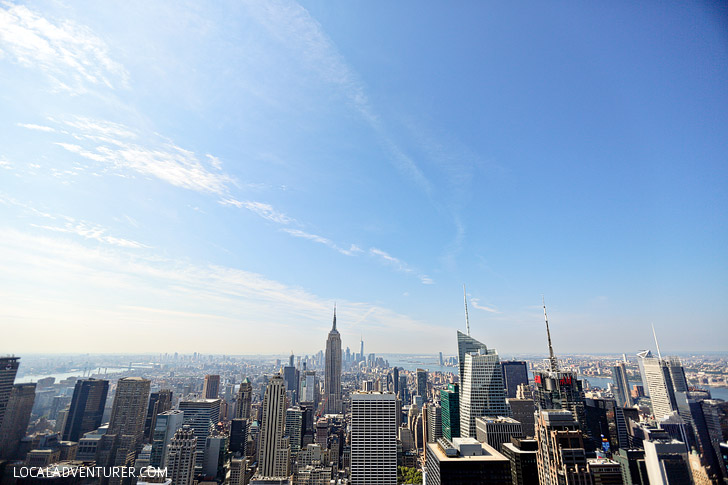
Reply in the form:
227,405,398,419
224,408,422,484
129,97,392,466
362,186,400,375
543,296,559,372
651,322,662,360
463,284,471,336
332,302,337,331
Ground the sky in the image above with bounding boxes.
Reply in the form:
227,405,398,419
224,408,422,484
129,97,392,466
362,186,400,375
1,1,727,357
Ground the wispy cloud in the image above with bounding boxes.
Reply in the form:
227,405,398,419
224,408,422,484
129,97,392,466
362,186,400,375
46,117,233,195
0,3,129,93
242,0,431,194
220,198,295,225
470,297,499,313
31,221,149,249
369,247,434,285
0,193,148,249
16,122,55,132
282,228,362,256
0,229,446,353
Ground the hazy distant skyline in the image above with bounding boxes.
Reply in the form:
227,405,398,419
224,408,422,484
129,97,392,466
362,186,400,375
1,1,726,355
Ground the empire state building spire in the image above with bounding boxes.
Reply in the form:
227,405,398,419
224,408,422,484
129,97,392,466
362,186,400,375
324,305,342,414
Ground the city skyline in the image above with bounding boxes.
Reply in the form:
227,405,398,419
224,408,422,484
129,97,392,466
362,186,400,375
1,1,727,355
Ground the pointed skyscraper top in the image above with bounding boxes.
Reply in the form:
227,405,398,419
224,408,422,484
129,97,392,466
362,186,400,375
542,296,559,372
332,303,337,331
651,322,662,360
463,284,471,336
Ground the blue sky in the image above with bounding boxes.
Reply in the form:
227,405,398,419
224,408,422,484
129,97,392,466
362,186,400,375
1,1,726,356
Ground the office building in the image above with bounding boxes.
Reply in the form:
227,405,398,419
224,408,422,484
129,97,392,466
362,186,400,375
166,425,196,485
324,306,342,414
612,362,633,408
475,416,523,452
501,361,529,399
257,374,290,478
204,434,225,478
457,330,487,380
441,383,460,440
425,437,511,485
0,383,36,459
644,439,691,485
535,410,591,485
0,356,20,430
416,369,428,400
533,303,589,443
229,418,248,456
426,403,442,443
62,378,109,442
286,406,303,454
203,375,221,399
508,398,535,437
97,377,151,477
459,336,509,438
236,378,252,420
178,398,221,469
587,458,624,485
144,389,172,441
299,370,318,405
350,392,397,485
501,437,539,485
283,354,299,404
150,409,184,468
638,352,678,421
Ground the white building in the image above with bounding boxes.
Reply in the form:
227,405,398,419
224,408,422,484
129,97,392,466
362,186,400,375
460,348,509,438
350,392,397,485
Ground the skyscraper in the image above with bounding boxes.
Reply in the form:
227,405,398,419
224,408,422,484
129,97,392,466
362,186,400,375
350,392,397,485
62,378,109,442
166,425,197,485
150,409,184,468
178,398,221,469
285,406,303,454
257,374,290,478
501,361,529,399
203,374,221,399
236,378,252,420
535,410,591,485
457,330,487,380
299,370,318,405
611,362,633,408
98,377,151,479
0,356,20,430
459,334,509,438
441,383,460,440
324,306,342,414
0,383,36,459
533,301,589,442
416,369,428,400
638,352,679,420
283,354,299,404
144,389,172,441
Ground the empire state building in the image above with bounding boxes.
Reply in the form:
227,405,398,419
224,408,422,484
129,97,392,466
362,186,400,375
324,305,342,414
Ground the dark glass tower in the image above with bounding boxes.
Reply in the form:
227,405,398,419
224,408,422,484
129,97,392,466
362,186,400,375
0,356,20,430
501,361,529,399
62,378,109,442
440,383,460,440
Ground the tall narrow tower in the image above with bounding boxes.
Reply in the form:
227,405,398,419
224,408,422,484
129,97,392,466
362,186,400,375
324,305,342,414
257,374,290,478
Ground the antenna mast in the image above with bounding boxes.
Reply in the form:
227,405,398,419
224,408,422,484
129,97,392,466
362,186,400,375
651,322,662,360
463,284,471,336
543,296,559,372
